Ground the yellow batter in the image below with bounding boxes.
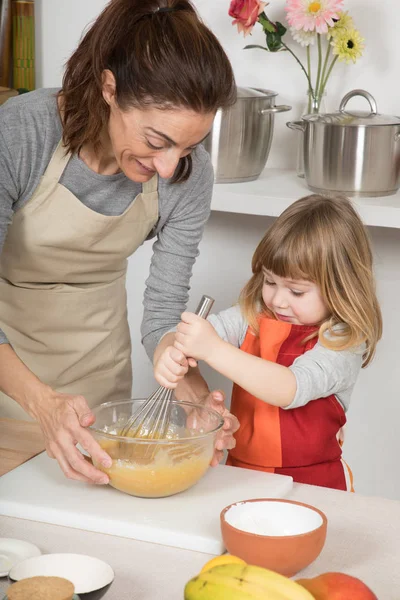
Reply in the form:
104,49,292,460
94,431,213,498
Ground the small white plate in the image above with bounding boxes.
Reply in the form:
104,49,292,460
0,538,42,577
9,553,114,594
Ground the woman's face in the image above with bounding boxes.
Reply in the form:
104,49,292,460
102,73,214,182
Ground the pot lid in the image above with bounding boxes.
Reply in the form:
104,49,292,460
303,89,400,126
236,87,277,99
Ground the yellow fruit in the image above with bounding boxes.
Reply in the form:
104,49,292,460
200,554,246,573
184,563,315,600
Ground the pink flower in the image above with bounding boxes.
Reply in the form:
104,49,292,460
285,0,344,34
229,0,268,37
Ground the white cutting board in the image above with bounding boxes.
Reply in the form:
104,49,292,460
0,453,293,554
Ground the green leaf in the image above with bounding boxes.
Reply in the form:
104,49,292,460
255,12,287,52
244,44,270,51
266,31,284,52
258,12,277,33
275,21,287,37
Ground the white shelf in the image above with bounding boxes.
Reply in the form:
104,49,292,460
211,169,400,229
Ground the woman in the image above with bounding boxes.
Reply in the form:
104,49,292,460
0,0,238,484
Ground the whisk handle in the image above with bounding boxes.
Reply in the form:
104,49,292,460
194,295,214,319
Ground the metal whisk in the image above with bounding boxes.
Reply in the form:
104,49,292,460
120,295,215,441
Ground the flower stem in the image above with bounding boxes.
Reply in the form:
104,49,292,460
315,34,323,105
319,39,332,100
281,41,315,101
320,55,338,97
307,46,312,112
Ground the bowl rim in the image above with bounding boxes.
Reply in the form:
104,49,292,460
89,398,224,443
8,552,114,594
220,498,328,539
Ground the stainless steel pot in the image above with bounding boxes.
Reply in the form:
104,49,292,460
287,89,400,197
203,87,291,183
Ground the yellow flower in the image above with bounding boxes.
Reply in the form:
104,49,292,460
328,11,354,39
331,27,364,64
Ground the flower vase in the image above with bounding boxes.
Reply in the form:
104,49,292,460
296,90,327,178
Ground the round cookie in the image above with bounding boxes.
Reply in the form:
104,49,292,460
7,576,75,600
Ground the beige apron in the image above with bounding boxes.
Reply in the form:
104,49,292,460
0,141,158,419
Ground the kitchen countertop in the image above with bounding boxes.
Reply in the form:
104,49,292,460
1,420,399,599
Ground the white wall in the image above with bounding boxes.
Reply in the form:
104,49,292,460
36,0,400,500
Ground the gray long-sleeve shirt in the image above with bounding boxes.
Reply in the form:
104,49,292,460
208,305,363,411
0,89,213,358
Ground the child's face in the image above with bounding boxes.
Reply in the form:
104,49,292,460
262,270,330,326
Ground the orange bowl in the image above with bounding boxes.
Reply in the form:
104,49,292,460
220,498,327,577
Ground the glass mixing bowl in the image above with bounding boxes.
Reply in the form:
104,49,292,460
90,398,224,498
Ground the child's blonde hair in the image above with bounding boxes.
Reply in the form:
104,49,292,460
240,194,382,366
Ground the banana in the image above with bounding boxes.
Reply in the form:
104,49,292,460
184,563,315,600
200,554,246,573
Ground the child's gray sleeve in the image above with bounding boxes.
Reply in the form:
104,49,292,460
160,304,248,346
286,342,364,412
207,305,248,348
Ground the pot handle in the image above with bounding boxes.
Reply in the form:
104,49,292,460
286,120,306,132
260,105,292,114
339,89,378,116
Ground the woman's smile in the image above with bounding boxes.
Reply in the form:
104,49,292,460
135,158,156,175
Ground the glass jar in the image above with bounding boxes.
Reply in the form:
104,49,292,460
296,90,327,178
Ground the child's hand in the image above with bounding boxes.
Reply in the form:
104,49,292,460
154,345,190,389
174,312,221,362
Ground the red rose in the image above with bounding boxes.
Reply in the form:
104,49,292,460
229,0,268,36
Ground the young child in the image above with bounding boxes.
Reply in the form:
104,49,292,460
154,194,382,491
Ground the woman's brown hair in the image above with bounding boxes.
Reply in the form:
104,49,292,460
60,0,236,183
240,195,382,366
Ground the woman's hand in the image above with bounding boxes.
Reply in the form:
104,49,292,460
31,387,113,485
0,345,111,485
201,390,240,466
175,312,222,363
153,345,190,389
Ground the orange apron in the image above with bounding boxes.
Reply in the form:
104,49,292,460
226,316,354,491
